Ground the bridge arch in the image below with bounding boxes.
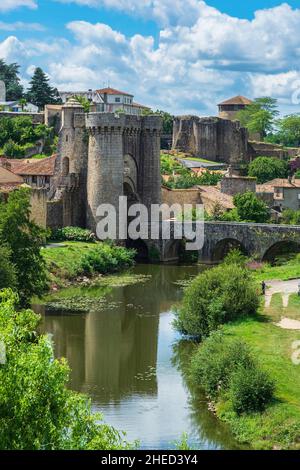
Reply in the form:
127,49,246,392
126,239,149,262
262,240,300,263
212,238,248,263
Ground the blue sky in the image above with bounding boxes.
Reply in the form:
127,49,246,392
1,1,300,115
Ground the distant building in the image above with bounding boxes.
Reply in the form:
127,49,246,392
257,178,300,212
59,87,150,116
218,95,252,121
0,80,38,113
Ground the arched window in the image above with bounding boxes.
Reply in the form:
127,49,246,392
62,157,70,176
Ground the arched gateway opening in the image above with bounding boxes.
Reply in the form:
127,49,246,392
262,241,300,264
212,238,248,263
126,239,149,262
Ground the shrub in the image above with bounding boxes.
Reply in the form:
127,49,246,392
223,249,248,267
80,243,135,275
164,171,222,189
3,139,25,158
174,264,259,338
233,192,270,223
230,366,275,414
51,226,96,243
248,156,289,184
0,245,17,290
190,333,255,399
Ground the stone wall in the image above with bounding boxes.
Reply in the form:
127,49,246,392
172,115,250,166
30,188,48,227
0,111,44,124
220,176,257,196
249,141,289,160
162,186,201,210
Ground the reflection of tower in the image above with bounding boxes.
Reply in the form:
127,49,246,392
84,287,159,401
41,314,87,390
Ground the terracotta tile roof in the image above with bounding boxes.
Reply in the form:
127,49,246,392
0,165,24,184
96,87,133,97
132,102,150,109
257,178,300,192
198,185,235,210
218,95,253,106
4,155,57,177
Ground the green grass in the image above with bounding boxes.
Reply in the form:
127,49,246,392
41,241,94,286
254,254,300,282
265,293,300,322
216,316,300,449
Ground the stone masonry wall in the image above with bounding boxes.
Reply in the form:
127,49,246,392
172,115,250,166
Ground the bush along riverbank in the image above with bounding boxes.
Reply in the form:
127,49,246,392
174,251,300,450
42,236,136,289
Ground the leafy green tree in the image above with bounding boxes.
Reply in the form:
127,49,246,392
174,263,259,338
233,192,270,223
281,209,300,225
0,245,16,290
237,97,279,138
268,114,300,147
142,108,174,134
0,59,23,100
248,156,289,184
74,95,91,113
26,67,61,110
0,188,48,306
0,289,133,450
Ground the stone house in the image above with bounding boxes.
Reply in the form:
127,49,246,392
257,179,300,212
0,155,57,190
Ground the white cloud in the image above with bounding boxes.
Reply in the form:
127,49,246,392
57,0,202,27
0,22,45,31
2,2,300,115
0,0,37,12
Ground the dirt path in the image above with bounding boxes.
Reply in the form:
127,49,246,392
265,279,300,308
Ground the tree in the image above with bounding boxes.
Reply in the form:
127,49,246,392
0,245,16,290
248,156,289,183
233,191,270,223
0,59,23,101
237,97,279,138
74,95,91,113
0,188,48,306
142,108,174,134
0,289,133,450
269,114,300,147
26,67,61,110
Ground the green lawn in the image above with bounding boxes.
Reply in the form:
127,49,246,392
42,241,95,286
212,254,300,449
254,255,300,282
217,316,300,449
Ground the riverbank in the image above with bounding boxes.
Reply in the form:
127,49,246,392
41,241,135,289
199,255,300,449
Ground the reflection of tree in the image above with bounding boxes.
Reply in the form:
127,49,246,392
172,340,242,450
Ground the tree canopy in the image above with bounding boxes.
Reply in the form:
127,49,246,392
233,191,270,223
237,97,279,138
248,156,289,184
26,67,61,110
0,188,48,306
0,59,23,101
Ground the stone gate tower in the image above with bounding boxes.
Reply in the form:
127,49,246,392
52,100,162,235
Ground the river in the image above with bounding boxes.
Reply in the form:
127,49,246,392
36,264,240,450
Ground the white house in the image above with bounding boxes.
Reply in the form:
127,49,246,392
0,80,38,113
59,87,149,116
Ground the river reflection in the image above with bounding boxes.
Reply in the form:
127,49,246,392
37,264,240,450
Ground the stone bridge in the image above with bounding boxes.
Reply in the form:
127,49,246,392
133,221,300,263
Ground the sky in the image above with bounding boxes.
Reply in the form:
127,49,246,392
1,0,300,116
